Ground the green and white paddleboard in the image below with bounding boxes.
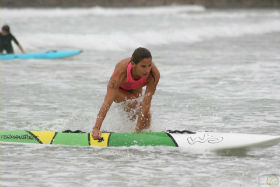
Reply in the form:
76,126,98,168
1,130,280,152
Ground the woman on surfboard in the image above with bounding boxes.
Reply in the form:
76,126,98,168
92,47,160,140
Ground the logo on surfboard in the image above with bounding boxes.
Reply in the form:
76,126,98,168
187,133,224,145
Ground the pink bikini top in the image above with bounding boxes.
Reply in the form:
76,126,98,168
119,62,149,91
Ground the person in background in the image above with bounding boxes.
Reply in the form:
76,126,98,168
0,25,25,54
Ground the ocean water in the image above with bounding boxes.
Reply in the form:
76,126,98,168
1,5,280,187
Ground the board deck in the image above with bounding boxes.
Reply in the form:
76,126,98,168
1,130,280,152
0,50,82,60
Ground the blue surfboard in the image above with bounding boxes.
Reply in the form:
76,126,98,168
0,50,82,60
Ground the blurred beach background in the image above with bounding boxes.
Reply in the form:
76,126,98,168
1,1,280,187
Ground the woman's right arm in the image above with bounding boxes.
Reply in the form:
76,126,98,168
91,73,122,140
11,34,25,53
18,44,25,53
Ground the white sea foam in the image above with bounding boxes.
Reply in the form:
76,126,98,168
20,20,280,52
2,6,280,52
178,10,280,19
1,5,205,18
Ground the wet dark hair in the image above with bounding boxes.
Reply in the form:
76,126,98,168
131,47,155,81
131,47,152,64
2,25,10,33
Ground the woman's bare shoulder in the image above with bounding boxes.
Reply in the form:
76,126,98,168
110,57,130,84
114,57,130,74
115,57,130,69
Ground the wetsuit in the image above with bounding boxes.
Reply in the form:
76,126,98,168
0,33,20,54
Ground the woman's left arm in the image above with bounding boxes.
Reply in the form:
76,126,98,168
135,64,160,132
